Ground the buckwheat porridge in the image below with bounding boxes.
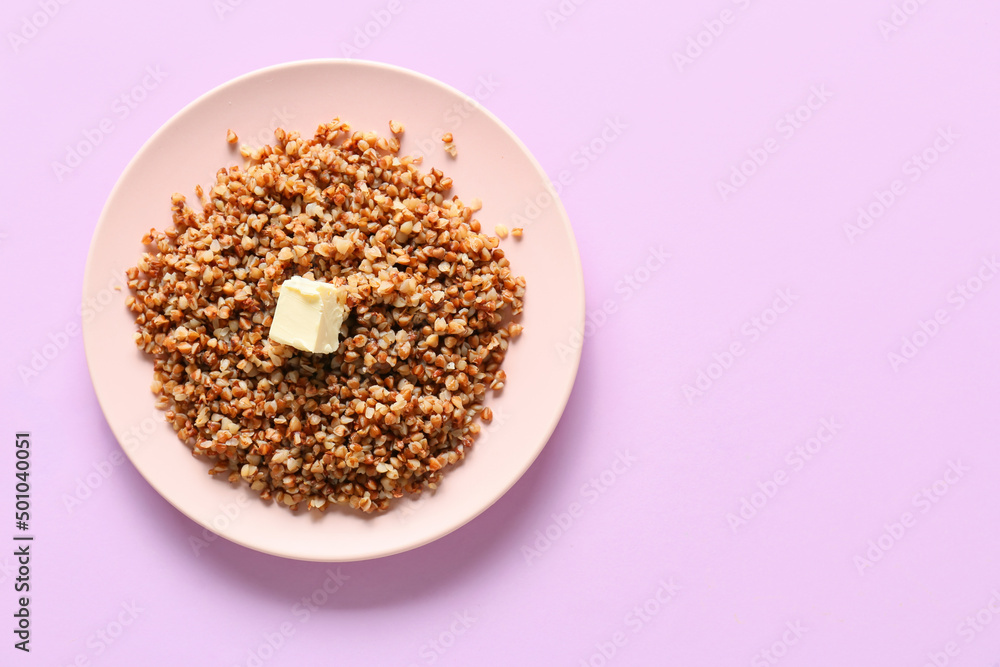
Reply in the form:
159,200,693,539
125,119,524,513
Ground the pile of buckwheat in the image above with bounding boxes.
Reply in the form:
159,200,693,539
125,118,524,513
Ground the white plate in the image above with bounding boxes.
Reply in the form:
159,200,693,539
83,60,584,561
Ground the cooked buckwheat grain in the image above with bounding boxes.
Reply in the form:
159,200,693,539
126,118,524,513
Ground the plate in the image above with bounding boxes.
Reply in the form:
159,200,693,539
83,59,584,561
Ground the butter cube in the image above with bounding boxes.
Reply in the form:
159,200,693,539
268,275,349,354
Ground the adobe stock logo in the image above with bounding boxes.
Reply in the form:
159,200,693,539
672,0,757,73
406,610,477,667
887,255,998,371
51,66,169,181
578,578,681,667
554,245,669,363
878,0,933,40
716,86,833,202
232,568,350,667
844,127,958,243
62,415,159,514
751,621,808,667
408,75,502,161
63,601,144,665
544,0,591,31
726,417,843,533
7,0,72,53
18,268,127,384
853,460,969,576
682,289,799,404
921,589,1000,667
509,117,627,232
521,450,636,565
337,0,411,58
214,0,248,20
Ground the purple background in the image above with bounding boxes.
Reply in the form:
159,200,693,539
2,0,1000,665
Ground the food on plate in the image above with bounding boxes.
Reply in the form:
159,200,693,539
125,118,524,512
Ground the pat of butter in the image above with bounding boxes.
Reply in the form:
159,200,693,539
268,275,349,354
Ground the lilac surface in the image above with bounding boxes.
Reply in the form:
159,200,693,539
2,0,1000,665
